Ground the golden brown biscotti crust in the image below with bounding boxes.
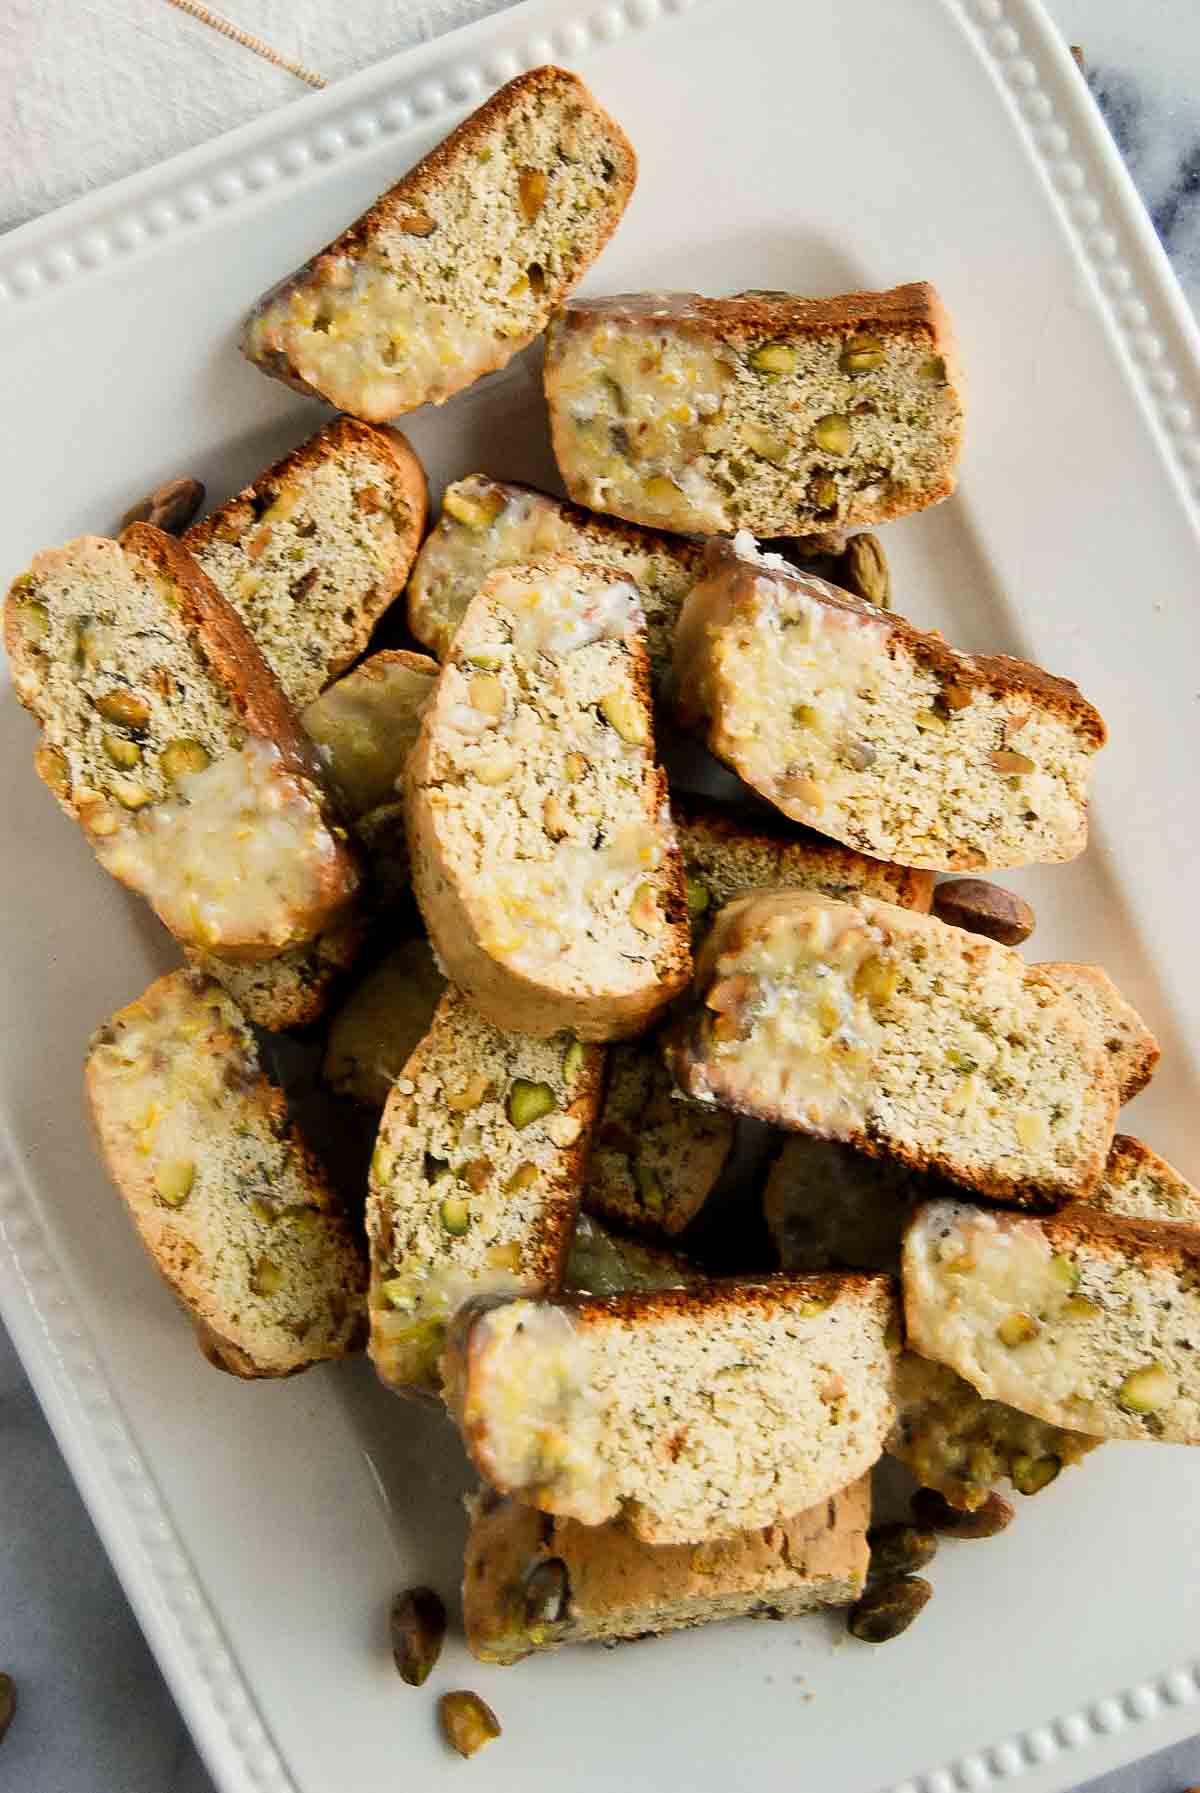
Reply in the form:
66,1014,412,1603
184,417,429,704
1087,1134,1200,1225
241,68,636,416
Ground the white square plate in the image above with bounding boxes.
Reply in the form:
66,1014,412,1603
2,1,1200,1789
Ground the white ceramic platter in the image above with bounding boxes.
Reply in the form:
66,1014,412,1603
2,0,1199,1789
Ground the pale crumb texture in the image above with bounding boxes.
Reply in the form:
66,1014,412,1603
187,916,367,1032
463,1478,869,1663
670,541,1105,872
888,1352,1099,1508
1088,1133,1200,1225
242,68,636,420
903,1199,1200,1441
666,890,1119,1206
186,418,428,708
584,1040,735,1238
564,1213,700,1296
84,970,366,1376
406,557,690,1040
543,284,962,536
1039,963,1160,1104
322,938,447,1106
3,529,358,957
406,475,702,685
366,986,604,1396
675,796,934,936
302,648,437,817
446,1276,898,1543
763,1135,925,1274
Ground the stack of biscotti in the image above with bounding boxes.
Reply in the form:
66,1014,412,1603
543,284,964,537
669,536,1106,870
241,67,637,420
86,971,366,1377
406,556,691,1041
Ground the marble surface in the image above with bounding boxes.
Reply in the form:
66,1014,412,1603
2,3,1199,1791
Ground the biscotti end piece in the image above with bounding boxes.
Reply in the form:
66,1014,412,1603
666,889,1119,1206
674,796,934,930
407,556,691,1040
367,987,604,1396
1088,1133,1200,1225
463,1477,870,1663
543,283,963,537
406,475,702,685
302,648,437,818
584,1040,735,1238
903,1198,1200,1441
322,938,447,1106
1040,963,1160,1103
670,538,1105,872
889,1352,1099,1508
185,418,428,709
188,916,368,1031
564,1213,701,1296
446,1275,898,1543
241,68,636,420
85,970,367,1375
4,527,360,958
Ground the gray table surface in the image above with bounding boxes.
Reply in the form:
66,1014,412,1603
2,2,1200,1790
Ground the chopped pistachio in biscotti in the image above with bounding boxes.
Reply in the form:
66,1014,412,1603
463,1475,870,1663
187,915,369,1032
322,938,448,1106
85,970,367,1377
1038,964,1160,1104
584,1040,735,1239
674,795,934,940
543,283,963,537
888,1353,1099,1508
241,67,636,420
564,1214,701,1296
445,1274,898,1544
3,527,360,958
406,475,703,685
406,556,691,1041
665,889,1119,1207
366,987,604,1397
1085,1133,1200,1225
184,418,427,709
669,537,1105,872
903,1199,1200,1441
302,649,437,817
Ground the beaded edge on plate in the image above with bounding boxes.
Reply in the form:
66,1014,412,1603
1,0,1199,1788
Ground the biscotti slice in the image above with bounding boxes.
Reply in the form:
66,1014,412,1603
463,1477,869,1663
564,1213,700,1296
675,796,934,934
903,1199,1200,1441
367,987,604,1396
665,890,1119,1206
670,538,1105,871
584,1041,735,1238
406,557,691,1039
241,68,636,420
1039,964,1160,1103
322,938,447,1106
445,1274,898,1542
85,970,367,1376
889,1352,1099,1507
1086,1133,1200,1225
184,418,427,708
188,917,368,1031
301,648,437,816
543,283,963,536
406,475,702,684
4,527,360,957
